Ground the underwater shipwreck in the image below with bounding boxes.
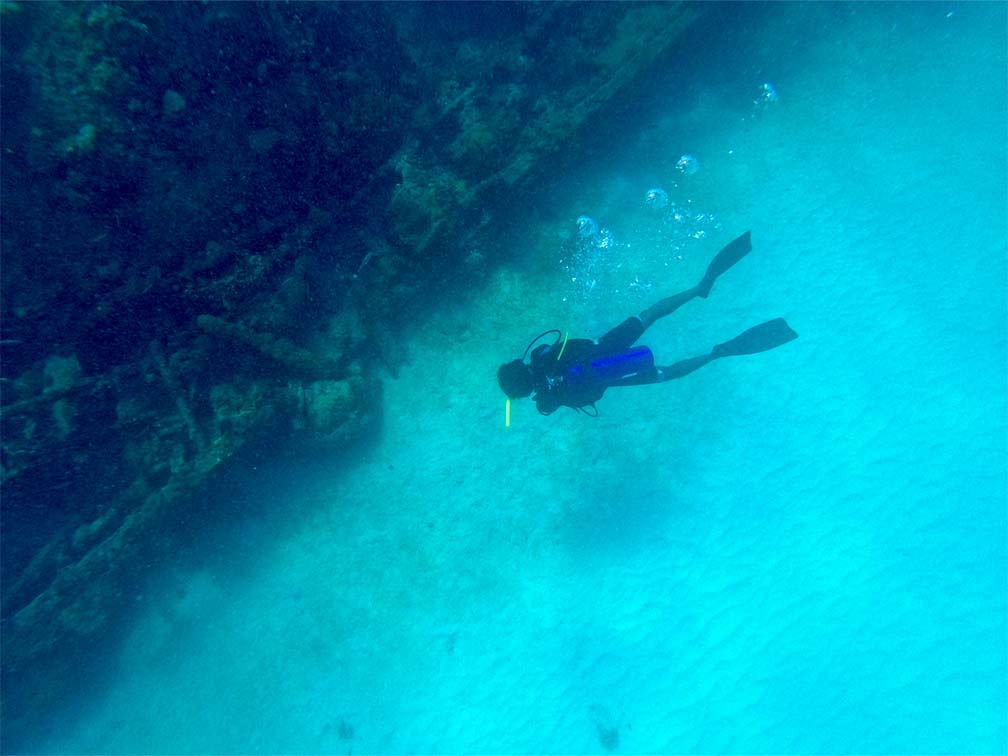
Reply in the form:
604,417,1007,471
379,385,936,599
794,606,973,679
1,1,708,726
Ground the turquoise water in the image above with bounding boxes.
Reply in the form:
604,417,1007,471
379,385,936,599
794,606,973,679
32,4,1007,754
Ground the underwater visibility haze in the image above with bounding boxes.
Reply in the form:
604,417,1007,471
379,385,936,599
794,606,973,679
1,2,1005,754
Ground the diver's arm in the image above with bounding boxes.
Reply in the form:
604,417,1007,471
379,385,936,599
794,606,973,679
534,391,560,415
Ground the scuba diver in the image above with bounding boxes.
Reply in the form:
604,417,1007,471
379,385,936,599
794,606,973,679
497,231,798,417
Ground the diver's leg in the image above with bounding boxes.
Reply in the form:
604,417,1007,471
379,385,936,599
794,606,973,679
656,318,798,381
637,231,754,330
656,354,715,381
638,286,702,330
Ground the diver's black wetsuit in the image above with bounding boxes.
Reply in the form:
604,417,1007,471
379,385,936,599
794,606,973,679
528,317,657,415
524,231,798,415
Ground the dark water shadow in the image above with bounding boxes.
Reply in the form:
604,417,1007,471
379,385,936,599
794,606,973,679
0,423,380,753
558,466,682,564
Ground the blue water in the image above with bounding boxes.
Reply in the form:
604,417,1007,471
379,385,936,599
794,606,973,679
28,3,1008,754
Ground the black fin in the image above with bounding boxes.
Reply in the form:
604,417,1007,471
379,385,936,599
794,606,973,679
712,318,798,357
697,231,752,298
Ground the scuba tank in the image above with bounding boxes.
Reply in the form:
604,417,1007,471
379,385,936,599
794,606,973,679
567,345,655,387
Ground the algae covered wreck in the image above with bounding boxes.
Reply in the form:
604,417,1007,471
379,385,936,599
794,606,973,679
1,0,702,731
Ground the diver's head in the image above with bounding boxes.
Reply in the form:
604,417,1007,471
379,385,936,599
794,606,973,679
498,359,534,399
